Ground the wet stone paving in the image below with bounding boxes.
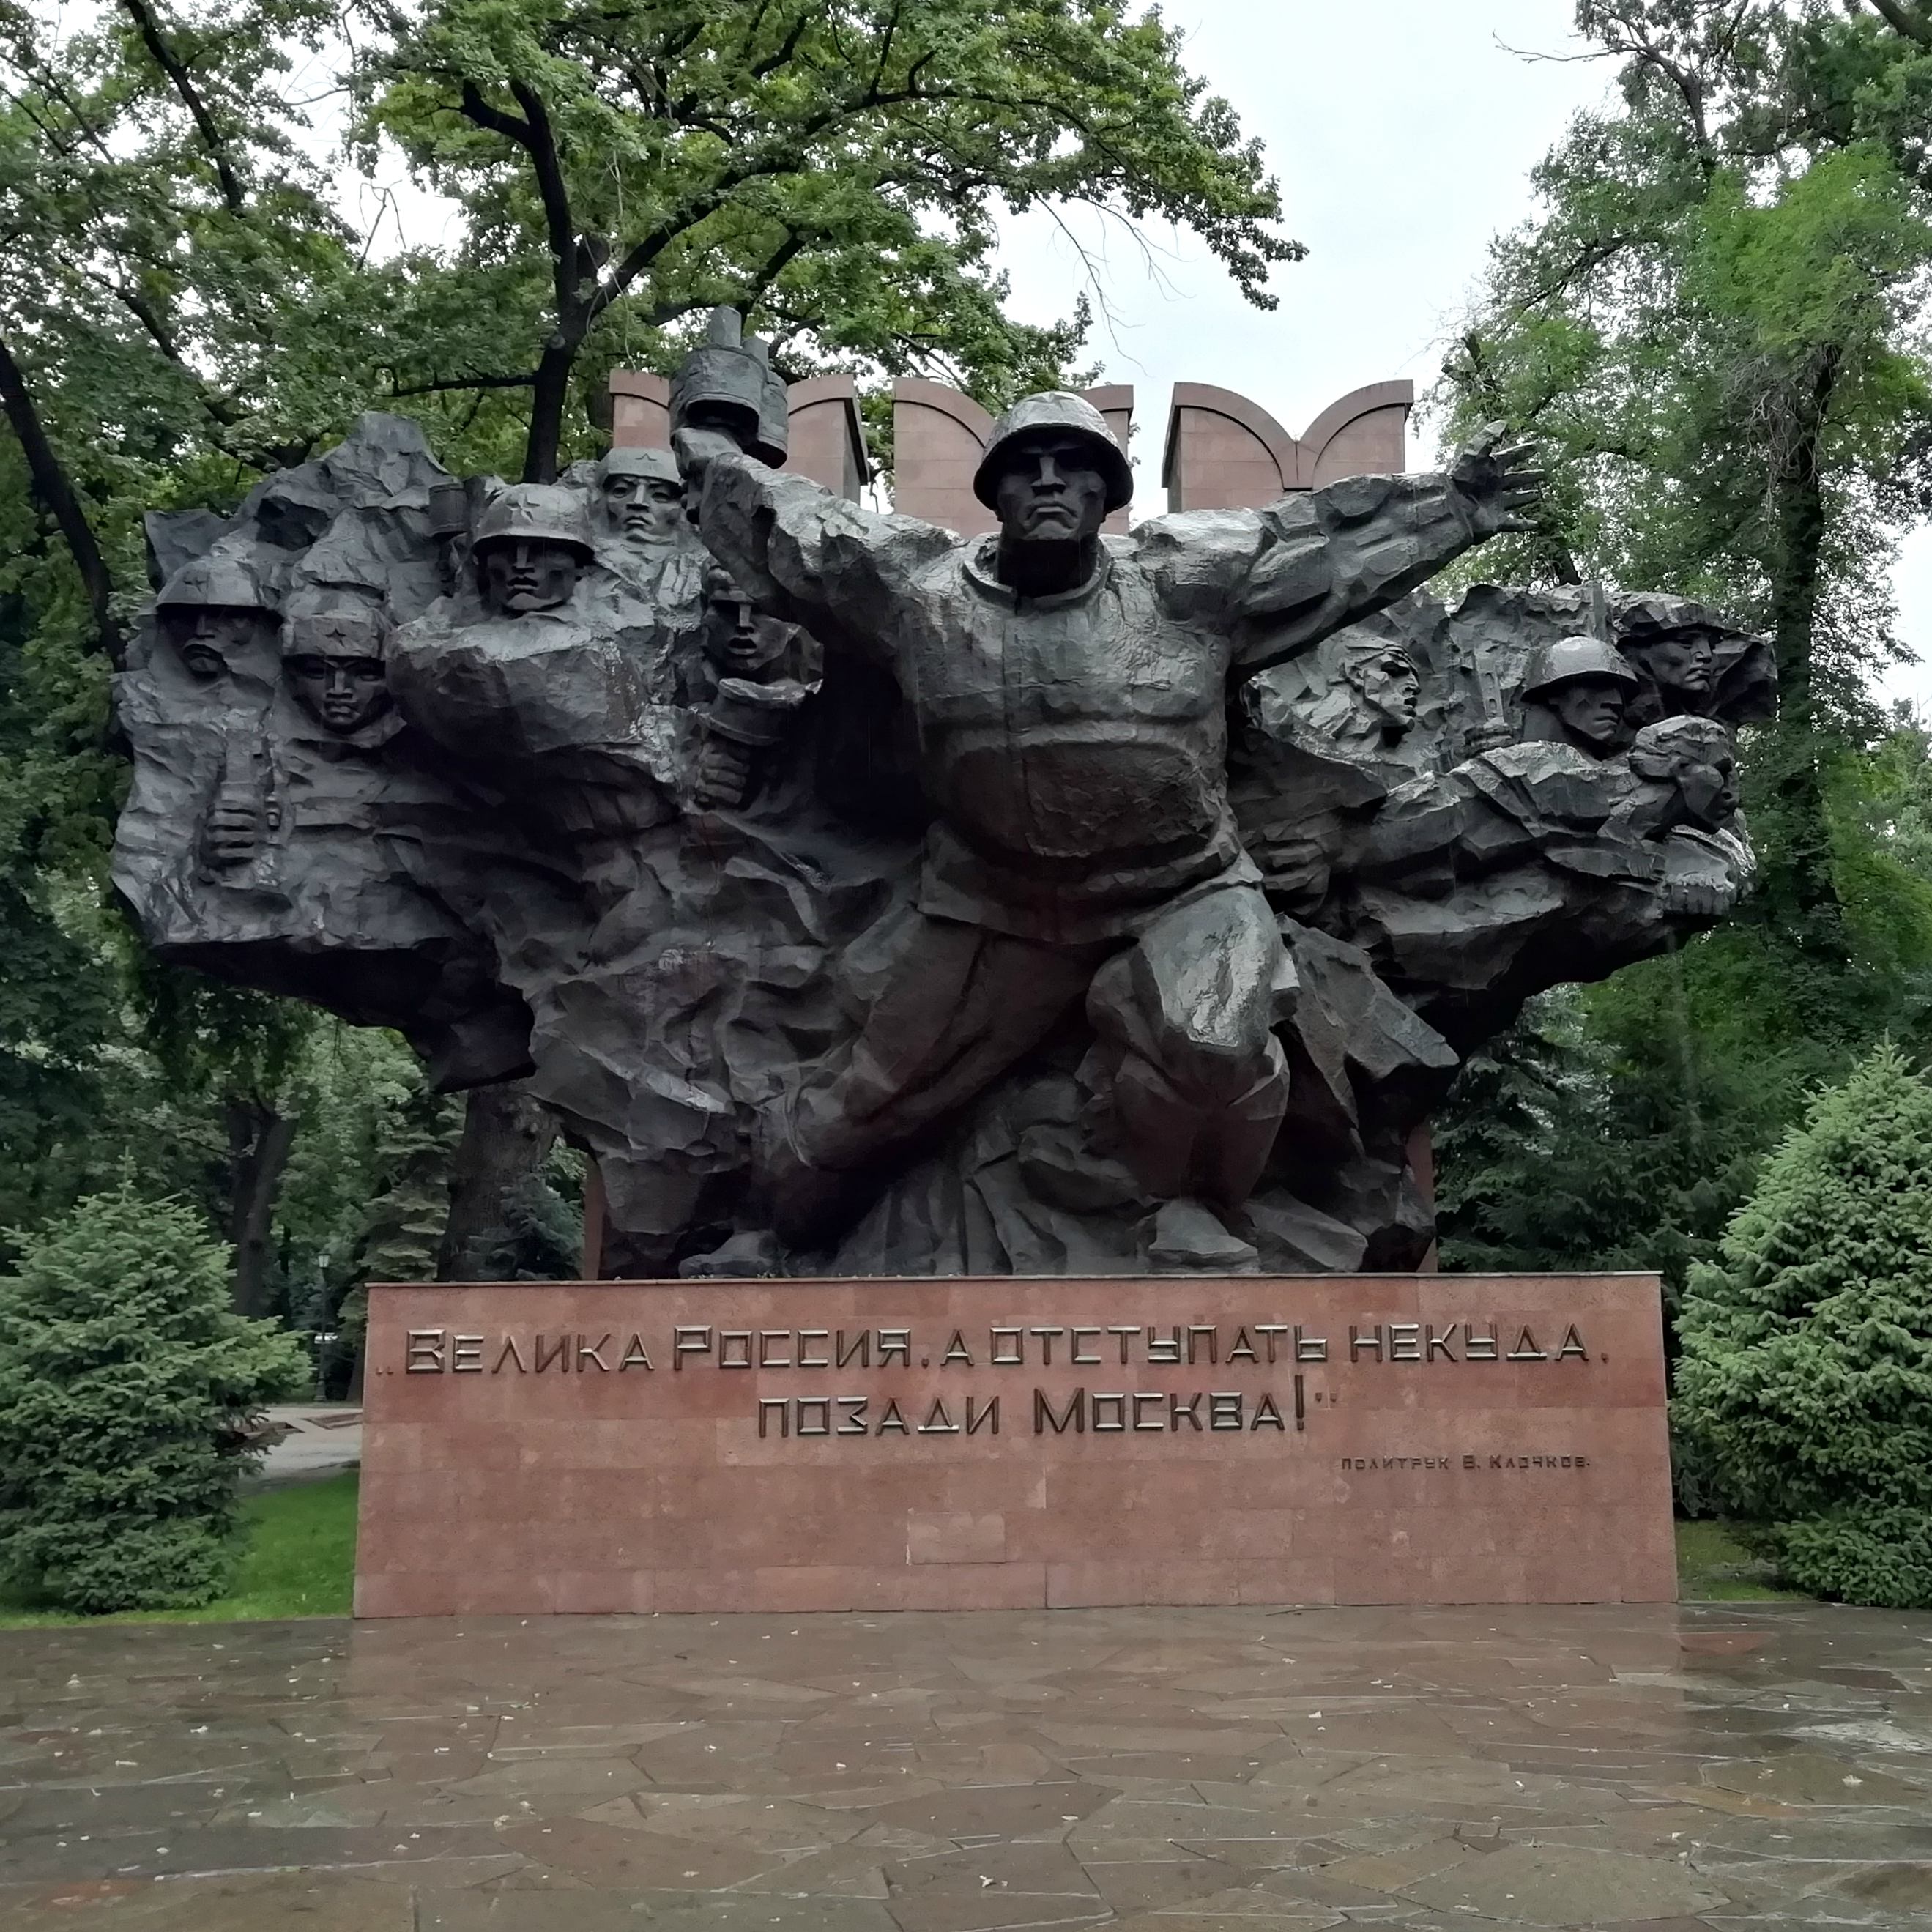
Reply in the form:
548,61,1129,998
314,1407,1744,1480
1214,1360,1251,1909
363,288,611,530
2,1602,1931,1930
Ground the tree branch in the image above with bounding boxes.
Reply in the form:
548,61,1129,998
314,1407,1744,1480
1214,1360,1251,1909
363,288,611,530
737,226,806,319
457,79,583,331
387,369,538,396
748,7,811,82
508,79,582,325
456,76,531,144
1859,0,1932,44
115,0,245,212
0,327,123,665
76,268,253,442
587,85,947,321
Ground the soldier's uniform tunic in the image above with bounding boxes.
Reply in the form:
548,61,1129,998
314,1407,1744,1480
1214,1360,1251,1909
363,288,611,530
695,454,1494,1203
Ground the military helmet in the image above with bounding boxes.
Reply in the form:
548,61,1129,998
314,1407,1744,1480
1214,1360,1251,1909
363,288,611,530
155,552,279,614
286,600,387,658
426,479,472,538
595,445,683,488
754,368,791,469
471,484,595,559
973,391,1133,513
671,307,781,456
1521,635,1640,702
1616,592,1719,644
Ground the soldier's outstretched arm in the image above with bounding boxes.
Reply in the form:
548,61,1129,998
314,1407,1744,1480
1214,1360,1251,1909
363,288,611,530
677,436,951,668
1214,423,1543,672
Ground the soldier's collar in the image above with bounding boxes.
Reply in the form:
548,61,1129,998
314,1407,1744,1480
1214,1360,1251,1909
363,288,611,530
961,534,1111,609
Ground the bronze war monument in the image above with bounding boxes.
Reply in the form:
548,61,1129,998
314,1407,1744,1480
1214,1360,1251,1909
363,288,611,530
113,311,1772,1283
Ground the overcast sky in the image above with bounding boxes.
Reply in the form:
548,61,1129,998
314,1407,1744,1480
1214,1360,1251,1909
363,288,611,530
987,0,1932,711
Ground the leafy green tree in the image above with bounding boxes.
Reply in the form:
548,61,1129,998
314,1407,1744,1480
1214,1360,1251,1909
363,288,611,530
359,0,1297,479
1441,1,1932,947
2,0,1303,1279
1430,1,1932,1288
1673,1044,1932,1607
0,1185,308,1611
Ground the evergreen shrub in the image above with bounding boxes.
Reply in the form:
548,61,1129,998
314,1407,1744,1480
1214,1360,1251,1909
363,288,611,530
1673,1044,1932,1608
0,1186,308,1612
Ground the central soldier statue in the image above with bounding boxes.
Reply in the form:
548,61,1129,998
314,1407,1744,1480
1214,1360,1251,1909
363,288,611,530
675,366,1542,1260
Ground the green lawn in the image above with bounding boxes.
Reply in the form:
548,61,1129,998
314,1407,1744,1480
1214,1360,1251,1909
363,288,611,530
1676,1517,1812,1601
0,1472,359,1627
0,1486,1804,1627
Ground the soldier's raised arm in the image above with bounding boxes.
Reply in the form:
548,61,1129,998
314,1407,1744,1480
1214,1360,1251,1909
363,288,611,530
676,434,951,669
1139,424,1542,672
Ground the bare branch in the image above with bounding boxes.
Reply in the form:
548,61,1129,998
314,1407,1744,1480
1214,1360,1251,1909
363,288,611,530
1492,34,1614,66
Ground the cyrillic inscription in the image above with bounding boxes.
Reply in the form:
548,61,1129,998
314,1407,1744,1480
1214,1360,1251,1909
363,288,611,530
395,1317,1597,1457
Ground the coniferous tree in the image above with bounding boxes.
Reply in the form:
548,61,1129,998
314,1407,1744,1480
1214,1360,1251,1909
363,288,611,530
1674,1043,1932,1608
0,1186,307,1611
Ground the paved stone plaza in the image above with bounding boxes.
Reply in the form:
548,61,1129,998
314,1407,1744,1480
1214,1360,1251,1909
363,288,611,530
2,1602,1930,1930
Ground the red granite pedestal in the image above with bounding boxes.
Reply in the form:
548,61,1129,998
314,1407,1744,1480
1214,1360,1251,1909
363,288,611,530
354,1274,1676,1617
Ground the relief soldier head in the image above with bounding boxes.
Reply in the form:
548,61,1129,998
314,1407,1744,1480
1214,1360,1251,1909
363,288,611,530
1520,635,1639,756
596,447,687,547
973,393,1132,568
1618,599,1722,718
1274,635,1427,761
701,563,792,680
1629,715,1739,831
155,554,280,682
284,602,392,735
472,485,595,616
1341,641,1423,742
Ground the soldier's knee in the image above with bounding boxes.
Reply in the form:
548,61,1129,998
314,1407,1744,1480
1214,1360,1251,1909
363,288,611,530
1143,1005,1278,1104
1088,888,1288,1105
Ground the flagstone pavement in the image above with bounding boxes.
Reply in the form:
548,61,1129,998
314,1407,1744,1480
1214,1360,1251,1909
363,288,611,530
3,1601,1930,1929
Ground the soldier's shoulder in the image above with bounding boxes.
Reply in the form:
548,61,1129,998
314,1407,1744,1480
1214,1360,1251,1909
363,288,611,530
1123,508,1264,554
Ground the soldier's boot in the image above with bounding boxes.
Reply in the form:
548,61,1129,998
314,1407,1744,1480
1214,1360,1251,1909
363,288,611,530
677,1228,785,1279
1112,1035,1290,1208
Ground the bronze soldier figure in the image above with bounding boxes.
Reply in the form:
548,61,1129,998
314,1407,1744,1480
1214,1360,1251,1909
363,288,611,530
677,386,1542,1253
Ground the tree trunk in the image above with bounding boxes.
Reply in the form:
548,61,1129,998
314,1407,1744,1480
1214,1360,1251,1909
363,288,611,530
438,1080,558,1280
521,339,577,483
0,327,123,664
1758,346,1850,968
226,1093,296,1318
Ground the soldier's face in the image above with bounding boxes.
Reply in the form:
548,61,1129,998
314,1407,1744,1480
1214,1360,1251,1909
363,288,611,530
165,606,267,681
602,472,686,542
480,539,581,614
1641,630,1717,697
1552,678,1628,748
1358,651,1422,727
993,435,1109,544
288,649,390,734
703,579,785,674
1677,748,1738,827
